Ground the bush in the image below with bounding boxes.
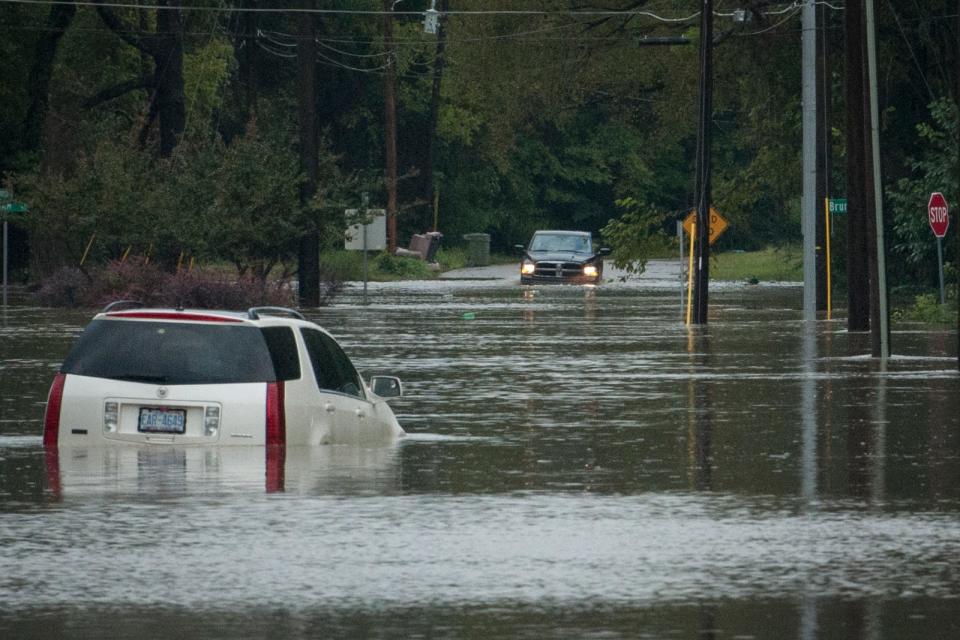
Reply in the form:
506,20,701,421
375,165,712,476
320,250,363,281
893,293,954,325
33,259,321,309
435,247,467,271
373,253,433,279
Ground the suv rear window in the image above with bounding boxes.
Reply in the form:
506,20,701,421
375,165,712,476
61,319,301,385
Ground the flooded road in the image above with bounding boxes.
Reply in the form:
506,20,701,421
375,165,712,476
1,263,959,639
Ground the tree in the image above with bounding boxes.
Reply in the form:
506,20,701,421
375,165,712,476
21,3,76,154
93,0,186,157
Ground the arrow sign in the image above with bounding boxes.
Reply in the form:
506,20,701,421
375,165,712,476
928,192,949,238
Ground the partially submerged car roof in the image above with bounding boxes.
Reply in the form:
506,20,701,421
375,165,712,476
95,302,307,325
533,230,590,236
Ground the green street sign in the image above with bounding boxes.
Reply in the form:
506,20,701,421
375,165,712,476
1,202,28,214
828,198,847,215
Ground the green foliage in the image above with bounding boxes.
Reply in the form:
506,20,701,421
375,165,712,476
435,247,467,271
2,0,959,294
374,253,433,279
183,38,236,138
320,247,465,281
209,128,306,277
892,293,954,325
13,125,347,279
600,197,669,275
710,246,803,283
888,98,957,290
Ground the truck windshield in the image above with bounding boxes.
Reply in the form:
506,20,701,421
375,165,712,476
530,234,591,253
60,319,300,385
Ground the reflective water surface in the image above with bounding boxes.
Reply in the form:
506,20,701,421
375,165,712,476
1,270,959,639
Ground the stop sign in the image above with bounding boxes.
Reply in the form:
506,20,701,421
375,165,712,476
928,192,950,238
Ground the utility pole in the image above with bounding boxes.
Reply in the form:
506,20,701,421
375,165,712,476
815,2,831,312
424,0,449,232
802,0,817,322
865,0,890,359
844,0,870,332
383,0,398,254
691,0,713,325
297,1,320,307
956,0,959,372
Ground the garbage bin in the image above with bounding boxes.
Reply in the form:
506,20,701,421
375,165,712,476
462,233,491,267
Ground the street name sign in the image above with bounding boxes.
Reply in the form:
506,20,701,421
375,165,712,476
828,198,847,215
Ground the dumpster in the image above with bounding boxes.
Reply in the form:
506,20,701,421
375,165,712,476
463,233,491,267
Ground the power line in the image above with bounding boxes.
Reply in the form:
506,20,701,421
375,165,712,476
0,0,843,20
0,0,699,19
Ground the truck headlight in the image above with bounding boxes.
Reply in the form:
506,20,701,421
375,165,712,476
582,264,599,277
521,261,536,275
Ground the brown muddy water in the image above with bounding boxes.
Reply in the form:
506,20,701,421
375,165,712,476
1,268,958,639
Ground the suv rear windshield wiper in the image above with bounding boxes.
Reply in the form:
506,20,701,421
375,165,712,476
109,373,170,384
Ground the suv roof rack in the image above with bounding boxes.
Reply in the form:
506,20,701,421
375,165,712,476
101,300,145,313
247,306,305,321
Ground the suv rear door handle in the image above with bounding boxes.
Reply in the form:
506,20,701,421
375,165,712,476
355,408,366,418
324,403,336,414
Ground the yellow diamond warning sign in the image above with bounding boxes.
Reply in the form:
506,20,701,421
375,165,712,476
683,207,729,245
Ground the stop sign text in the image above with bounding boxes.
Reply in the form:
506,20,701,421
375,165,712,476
927,192,950,238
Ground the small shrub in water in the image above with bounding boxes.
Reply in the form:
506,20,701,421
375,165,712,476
33,259,335,309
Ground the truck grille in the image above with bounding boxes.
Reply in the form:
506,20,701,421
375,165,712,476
533,262,582,278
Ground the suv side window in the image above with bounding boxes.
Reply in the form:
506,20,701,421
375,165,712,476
301,329,364,398
261,326,301,381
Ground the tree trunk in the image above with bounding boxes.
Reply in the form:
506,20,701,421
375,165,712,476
94,0,185,157
154,1,186,157
384,0,398,254
21,4,76,153
844,0,870,332
297,5,320,307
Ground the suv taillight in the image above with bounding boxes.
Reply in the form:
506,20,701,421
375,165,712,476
103,401,118,433
43,373,66,447
205,406,221,437
266,382,285,446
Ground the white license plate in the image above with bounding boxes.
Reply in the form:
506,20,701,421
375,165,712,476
138,408,186,434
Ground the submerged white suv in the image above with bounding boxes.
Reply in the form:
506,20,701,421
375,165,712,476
44,303,405,447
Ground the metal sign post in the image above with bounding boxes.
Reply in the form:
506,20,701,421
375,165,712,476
345,198,386,307
677,221,685,320
0,191,28,307
2,214,8,307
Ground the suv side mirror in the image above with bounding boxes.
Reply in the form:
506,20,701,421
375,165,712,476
370,375,403,398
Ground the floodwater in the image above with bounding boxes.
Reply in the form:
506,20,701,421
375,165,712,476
1,263,959,639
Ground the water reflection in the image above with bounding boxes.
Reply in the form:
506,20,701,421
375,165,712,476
42,444,401,499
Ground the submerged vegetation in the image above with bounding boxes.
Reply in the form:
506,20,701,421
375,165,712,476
33,259,327,309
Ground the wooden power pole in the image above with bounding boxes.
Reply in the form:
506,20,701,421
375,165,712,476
297,3,320,307
383,0,398,254
691,0,713,325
